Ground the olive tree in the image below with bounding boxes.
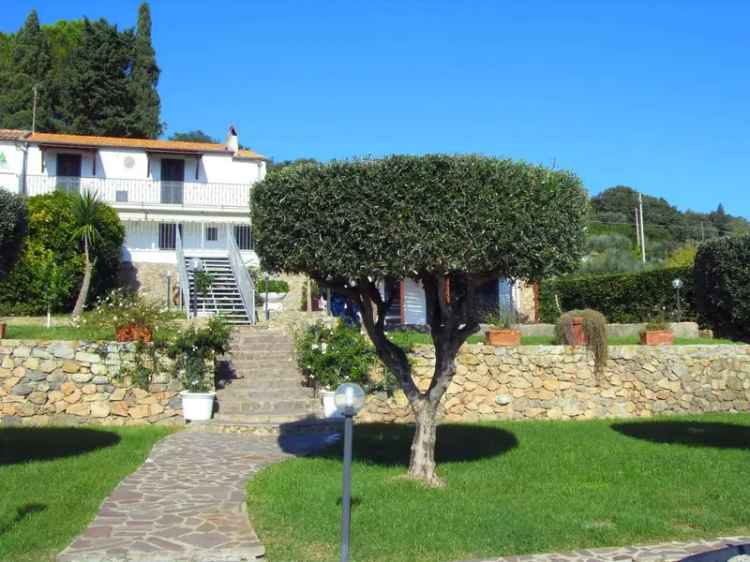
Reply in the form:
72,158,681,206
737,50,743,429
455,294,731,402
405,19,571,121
252,155,588,485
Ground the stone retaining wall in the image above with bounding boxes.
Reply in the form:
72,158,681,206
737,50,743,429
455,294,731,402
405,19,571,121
0,340,184,426
360,344,750,423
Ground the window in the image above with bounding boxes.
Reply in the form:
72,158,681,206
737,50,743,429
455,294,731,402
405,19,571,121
233,225,253,250
206,226,218,242
158,223,182,250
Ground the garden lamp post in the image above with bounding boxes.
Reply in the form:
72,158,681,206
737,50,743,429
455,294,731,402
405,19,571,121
165,271,172,311
334,383,365,562
264,271,270,321
672,278,684,322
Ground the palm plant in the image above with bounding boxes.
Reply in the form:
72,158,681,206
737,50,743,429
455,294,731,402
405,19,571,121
71,191,102,318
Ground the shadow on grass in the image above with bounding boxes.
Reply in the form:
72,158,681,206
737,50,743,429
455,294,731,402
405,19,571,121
0,427,121,466
0,504,46,536
311,423,518,467
612,421,750,450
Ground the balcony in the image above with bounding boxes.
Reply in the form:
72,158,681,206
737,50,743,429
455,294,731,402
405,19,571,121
22,174,251,210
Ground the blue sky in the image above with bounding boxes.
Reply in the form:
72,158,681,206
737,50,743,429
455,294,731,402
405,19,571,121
4,1,749,217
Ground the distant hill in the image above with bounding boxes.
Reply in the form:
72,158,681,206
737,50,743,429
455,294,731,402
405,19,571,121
579,186,750,274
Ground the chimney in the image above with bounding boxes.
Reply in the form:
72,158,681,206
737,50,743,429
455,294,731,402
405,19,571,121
225,125,239,155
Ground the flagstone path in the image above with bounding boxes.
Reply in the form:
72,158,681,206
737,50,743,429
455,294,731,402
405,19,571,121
57,430,336,562
461,535,750,562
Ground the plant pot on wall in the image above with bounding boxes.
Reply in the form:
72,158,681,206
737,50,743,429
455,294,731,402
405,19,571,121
640,331,674,346
485,328,521,346
116,324,153,343
570,317,588,346
180,391,216,421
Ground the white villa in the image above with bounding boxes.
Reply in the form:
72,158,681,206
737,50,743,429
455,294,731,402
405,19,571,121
0,126,265,323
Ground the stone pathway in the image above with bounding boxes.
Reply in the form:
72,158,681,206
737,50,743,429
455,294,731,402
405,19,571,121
57,430,336,562
461,535,750,562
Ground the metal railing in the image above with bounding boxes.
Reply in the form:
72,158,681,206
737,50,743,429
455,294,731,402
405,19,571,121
176,227,192,319
23,174,251,208
227,232,256,324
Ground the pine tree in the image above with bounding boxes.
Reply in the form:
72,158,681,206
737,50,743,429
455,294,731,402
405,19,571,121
0,10,53,131
129,3,162,138
59,19,134,136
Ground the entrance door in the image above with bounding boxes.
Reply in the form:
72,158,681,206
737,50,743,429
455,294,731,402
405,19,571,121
160,159,184,204
56,153,82,195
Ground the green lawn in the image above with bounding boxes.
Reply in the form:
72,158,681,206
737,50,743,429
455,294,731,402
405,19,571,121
2,324,115,341
387,330,738,348
248,414,750,562
0,425,171,562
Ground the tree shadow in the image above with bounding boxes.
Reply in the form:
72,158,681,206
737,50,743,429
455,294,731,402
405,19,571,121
0,504,46,536
304,422,518,467
0,427,121,466
612,421,750,450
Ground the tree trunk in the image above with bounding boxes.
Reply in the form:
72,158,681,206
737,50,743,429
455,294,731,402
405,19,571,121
72,239,91,318
408,399,442,486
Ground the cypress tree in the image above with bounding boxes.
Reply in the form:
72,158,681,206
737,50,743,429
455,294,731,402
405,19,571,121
129,3,162,138
59,19,134,136
0,10,53,131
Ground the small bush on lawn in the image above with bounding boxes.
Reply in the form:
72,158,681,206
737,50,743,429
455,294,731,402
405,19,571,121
694,234,750,342
539,266,694,323
0,192,124,315
0,190,27,278
295,321,376,390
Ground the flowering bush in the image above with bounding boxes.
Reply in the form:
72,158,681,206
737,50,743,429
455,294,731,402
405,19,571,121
79,289,172,341
295,321,376,390
166,316,232,393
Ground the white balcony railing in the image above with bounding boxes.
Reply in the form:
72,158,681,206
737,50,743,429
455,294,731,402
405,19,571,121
22,174,251,209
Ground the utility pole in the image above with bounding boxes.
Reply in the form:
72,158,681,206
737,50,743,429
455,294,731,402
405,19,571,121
638,193,646,264
31,85,38,133
634,207,641,249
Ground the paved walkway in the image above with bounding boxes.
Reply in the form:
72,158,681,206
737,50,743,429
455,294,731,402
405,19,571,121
57,430,336,562
462,536,750,562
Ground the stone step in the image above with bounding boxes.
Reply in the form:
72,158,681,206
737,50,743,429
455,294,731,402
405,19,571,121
216,387,315,400
231,360,297,371
217,398,319,415
230,351,296,360
212,412,326,424
217,382,309,394
191,417,343,437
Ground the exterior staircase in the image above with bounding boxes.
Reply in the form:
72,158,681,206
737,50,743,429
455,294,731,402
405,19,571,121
184,255,251,325
200,329,339,436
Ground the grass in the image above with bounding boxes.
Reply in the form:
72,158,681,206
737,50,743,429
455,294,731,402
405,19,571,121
387,331,738,348
0,425,171,562
2,324,115,341
248,414,750,562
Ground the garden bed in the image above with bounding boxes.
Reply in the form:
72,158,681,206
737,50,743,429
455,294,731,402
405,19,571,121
247,414,750,562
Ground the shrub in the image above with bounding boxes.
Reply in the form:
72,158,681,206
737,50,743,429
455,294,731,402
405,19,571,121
694,235,750,341
642,320,671,334
80,289,172,339
167,316,233,392
256,278,289,293
0,190,27,278
539,266,694,323
0,192,124,314
295,321,377,390
556,309,608,374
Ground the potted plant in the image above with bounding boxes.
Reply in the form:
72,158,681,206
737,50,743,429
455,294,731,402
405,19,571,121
295,321,376,418
484,309,521,346
83,289,163,342
170,317,232,421
556,309,609,375
640,320,673,345
257,277,290,312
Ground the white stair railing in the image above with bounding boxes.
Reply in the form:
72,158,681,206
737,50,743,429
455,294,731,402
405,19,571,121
175,227,192,319
226,233,256,324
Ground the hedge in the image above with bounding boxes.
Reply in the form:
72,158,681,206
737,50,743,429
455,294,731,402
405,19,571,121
539,266,695,323
0,192,125,315
694,235,750,342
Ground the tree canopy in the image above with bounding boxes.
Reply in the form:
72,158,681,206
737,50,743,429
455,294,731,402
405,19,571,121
0,190,28,279
253,154,588,485
169,130,217,143
0,5,161,138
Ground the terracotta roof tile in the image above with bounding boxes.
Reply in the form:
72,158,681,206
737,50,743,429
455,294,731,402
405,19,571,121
25,132,268,160
0,129,29,141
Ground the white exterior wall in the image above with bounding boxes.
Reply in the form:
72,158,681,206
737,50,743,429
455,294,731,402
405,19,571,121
403,279,427,324
0,141,25,193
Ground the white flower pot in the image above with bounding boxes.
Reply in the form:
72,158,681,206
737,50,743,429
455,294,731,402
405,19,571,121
320,389,342,418
265,292,288,312
180,391,216,421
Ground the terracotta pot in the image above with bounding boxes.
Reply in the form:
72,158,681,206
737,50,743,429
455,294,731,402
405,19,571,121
0,322,6,339
640,330,673,346
116,324,153,342
485,329,521,346
569,317,588,345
